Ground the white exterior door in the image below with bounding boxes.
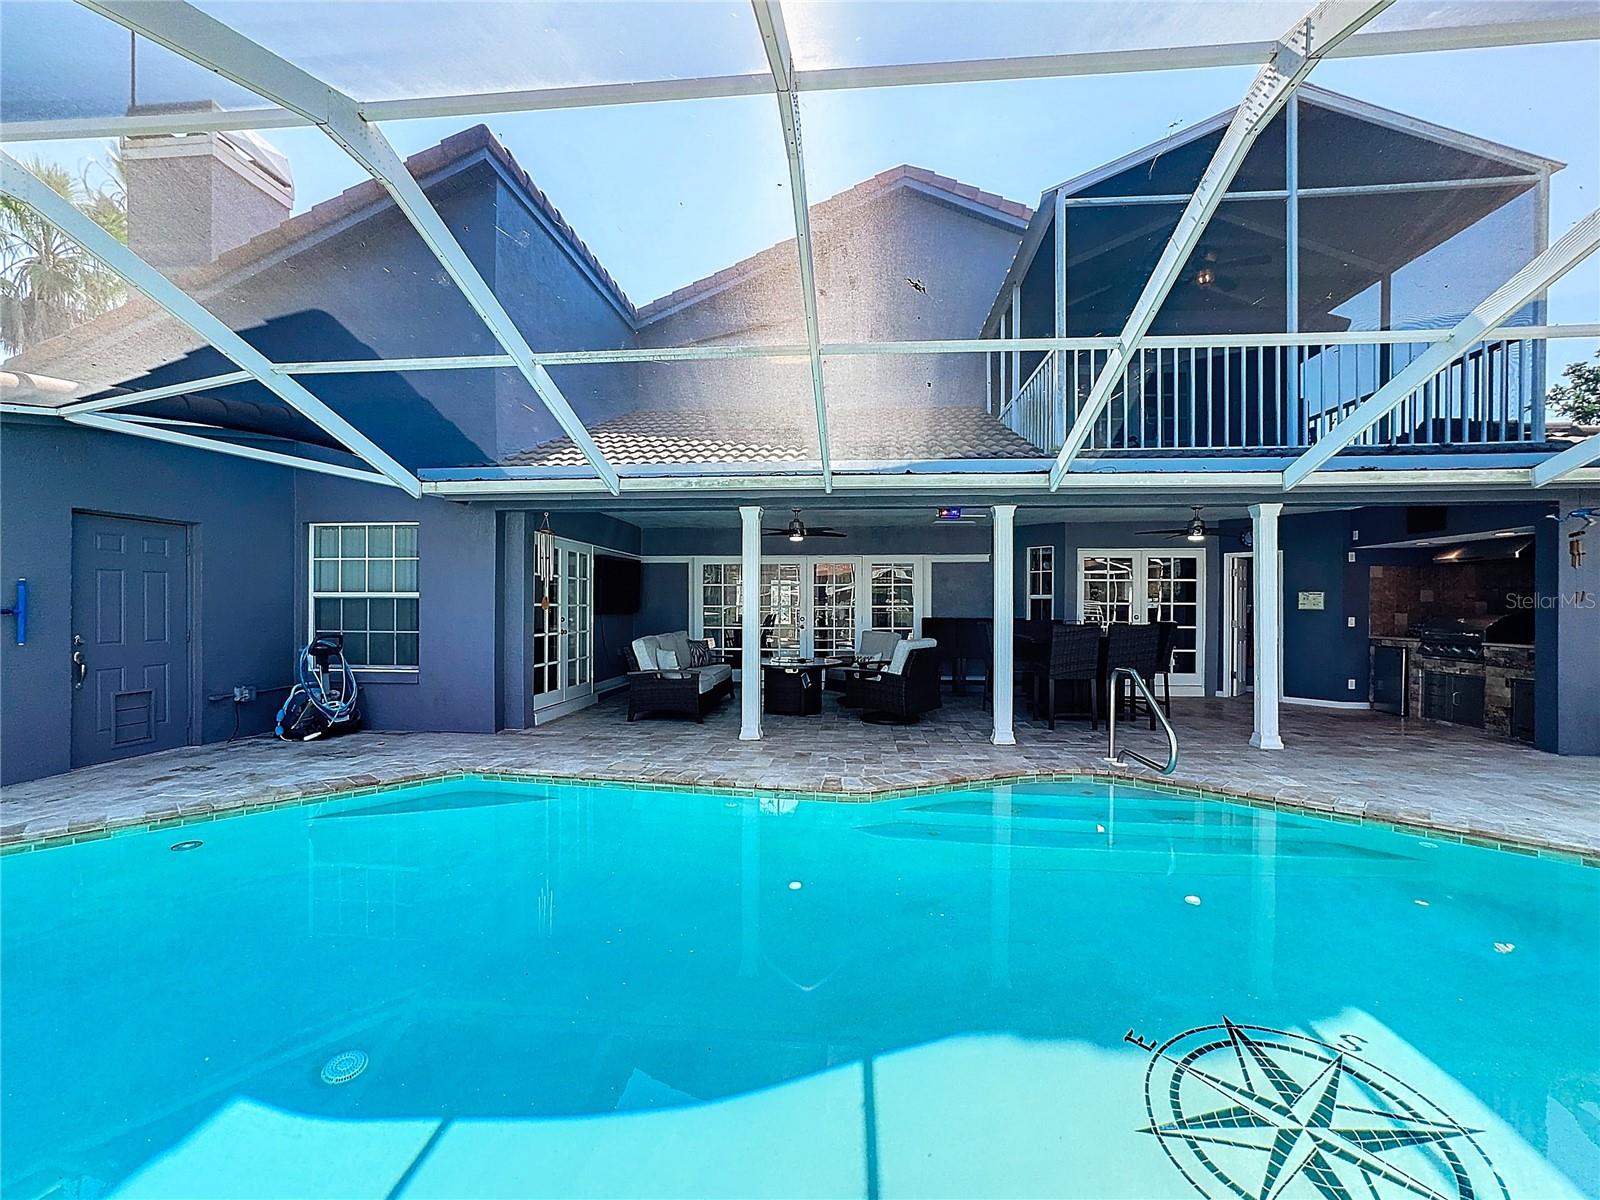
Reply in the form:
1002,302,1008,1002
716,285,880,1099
534,539,594,711
1078,549,1207,694
759,559,805,654
693,555,924,661
809,559,858,658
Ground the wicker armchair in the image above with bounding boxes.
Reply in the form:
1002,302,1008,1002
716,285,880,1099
625,632,733,722
857,638,942,725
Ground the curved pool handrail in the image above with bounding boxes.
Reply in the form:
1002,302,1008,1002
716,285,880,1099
1104,666,1179,776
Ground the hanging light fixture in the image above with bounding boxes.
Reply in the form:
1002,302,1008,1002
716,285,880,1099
787,513,806,543
535,512,556,609
1186,509,1207,542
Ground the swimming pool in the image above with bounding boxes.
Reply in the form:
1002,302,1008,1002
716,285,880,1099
3,776,1596,1199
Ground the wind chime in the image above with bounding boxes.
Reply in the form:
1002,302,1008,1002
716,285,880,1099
536,512,556,612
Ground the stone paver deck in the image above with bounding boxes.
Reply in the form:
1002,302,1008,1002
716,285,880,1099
3,694,1596,858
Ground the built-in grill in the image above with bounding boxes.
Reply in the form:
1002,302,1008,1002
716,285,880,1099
1411,612,1534,662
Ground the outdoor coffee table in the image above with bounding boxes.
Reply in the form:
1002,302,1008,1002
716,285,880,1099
761,657,843,716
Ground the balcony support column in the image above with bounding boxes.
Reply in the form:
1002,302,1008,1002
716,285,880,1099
739,504,763,742
992,503,1018,746
1249,502,1285,750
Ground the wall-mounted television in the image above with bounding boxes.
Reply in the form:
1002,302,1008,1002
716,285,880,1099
595,554,641,615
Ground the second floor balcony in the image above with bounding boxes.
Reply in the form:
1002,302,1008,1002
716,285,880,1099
995,329,1559,460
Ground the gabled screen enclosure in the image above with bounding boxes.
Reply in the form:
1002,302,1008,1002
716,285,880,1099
2,0,1596,495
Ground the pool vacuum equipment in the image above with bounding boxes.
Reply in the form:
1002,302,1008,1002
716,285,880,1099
275,635,363,741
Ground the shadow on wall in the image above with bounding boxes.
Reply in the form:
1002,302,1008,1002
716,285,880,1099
91,313,497,469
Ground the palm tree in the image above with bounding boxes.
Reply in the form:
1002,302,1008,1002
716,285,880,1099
0,157,128,357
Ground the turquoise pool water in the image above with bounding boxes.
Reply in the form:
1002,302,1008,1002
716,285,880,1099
3,778,1597,1199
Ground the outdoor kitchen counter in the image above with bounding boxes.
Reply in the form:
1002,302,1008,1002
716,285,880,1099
1368,634,1535,742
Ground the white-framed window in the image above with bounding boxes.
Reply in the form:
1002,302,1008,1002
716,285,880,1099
699,561,743,655
1027,545,1055,621
310,523,419,670
868,561,917,637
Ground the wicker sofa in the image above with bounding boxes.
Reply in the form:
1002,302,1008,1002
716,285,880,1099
625,631,734,721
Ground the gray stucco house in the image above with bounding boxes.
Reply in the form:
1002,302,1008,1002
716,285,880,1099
2,86,1595,785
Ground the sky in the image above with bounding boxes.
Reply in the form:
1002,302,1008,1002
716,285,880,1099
7,8,1598,367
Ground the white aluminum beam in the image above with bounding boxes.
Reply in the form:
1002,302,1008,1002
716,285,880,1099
1048,0,1395,489
20,319,1595,424
417,462,1600,500
60,370,254,416
67,412,402,487
752,0,832,492
10,11,1593,144
80,0,621,497
1532,433,1600,487
0,150,421,496
1284,207,1600,489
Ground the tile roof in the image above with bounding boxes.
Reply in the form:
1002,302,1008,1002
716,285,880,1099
505,403,1042,467
4,125,633,390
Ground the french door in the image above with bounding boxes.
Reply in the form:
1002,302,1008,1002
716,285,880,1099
695,556,918,660
533,539,593,711
1078,550,1206,693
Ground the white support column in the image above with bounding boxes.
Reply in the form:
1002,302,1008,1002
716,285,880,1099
991,503,1018,746
1052,190,1069,445
1009,283,1022,409
1249,502,1285,750
1285,95,1300,336
739,505,763,741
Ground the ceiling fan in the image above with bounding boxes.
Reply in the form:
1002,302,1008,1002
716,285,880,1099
762,509,847,543
1138,506,1211,543
1191,246,1273,292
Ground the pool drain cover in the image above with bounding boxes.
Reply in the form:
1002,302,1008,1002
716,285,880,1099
320,1050,369,1086
170,840,204,852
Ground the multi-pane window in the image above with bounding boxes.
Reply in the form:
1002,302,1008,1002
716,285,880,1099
810,562,857,656
700,562,742,655
311,523,419,669
1027,546,1055,621
1146,554,1201,676
869,562,916,637
1080,555,1135,626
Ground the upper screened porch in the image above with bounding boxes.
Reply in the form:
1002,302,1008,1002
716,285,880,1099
981,86,1573,463
1,1,1596,498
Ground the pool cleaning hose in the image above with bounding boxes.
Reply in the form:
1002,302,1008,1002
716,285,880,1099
275,636,363,741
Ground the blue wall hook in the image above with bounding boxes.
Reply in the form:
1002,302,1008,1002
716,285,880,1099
1,579,28,645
